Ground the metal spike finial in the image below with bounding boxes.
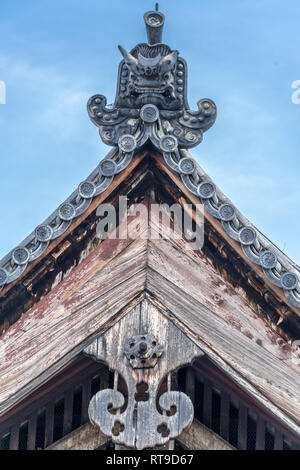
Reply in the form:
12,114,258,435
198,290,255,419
144,7,165,45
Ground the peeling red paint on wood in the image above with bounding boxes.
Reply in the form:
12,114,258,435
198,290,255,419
155,155,300,319
0,202,299,433
0,157,299,448
0,150,149,300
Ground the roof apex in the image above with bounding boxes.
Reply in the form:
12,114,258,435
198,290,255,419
1,146,299,315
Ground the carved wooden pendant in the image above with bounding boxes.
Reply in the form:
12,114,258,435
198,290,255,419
84,300,203,449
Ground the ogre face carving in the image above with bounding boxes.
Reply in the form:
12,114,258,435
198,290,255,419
87,30,216,150
117,44,184,110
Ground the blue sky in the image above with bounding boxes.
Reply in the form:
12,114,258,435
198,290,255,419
0,0,299,264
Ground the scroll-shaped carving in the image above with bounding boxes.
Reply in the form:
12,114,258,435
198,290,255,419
88,388,193,450
84,300,203,449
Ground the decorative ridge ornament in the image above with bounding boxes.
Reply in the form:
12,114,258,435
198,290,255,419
87,6,217,153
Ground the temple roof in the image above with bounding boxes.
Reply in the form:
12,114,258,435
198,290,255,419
0,184,300,438
0,6,300,438
1,6,299,314
1,143,299,311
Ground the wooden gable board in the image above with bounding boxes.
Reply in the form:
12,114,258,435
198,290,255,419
0,200,299,439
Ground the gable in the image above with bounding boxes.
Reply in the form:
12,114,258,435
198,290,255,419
0,299,299,450
1,151,300,341
1,4,299,452
0,197,299,442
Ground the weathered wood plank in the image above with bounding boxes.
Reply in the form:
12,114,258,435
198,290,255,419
9,425,19,450
0,149,148,299
0,234,148,416
145,269,300,434
84,300,203,450
63,389,74,436
194,356,300,445
155,153,300,317
179,419,235,450
255,417,265,450
185,368,195,404
47,422,108,450
47,418,235,451
220,391,230,442
27,412,37,450
81,378,91,425
44,401,55,448
0,359,103,433
203,379,212,429
0,203,299,444
274,429,283,450
237,403,248,450
146,235,299,367
100,368,109,391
